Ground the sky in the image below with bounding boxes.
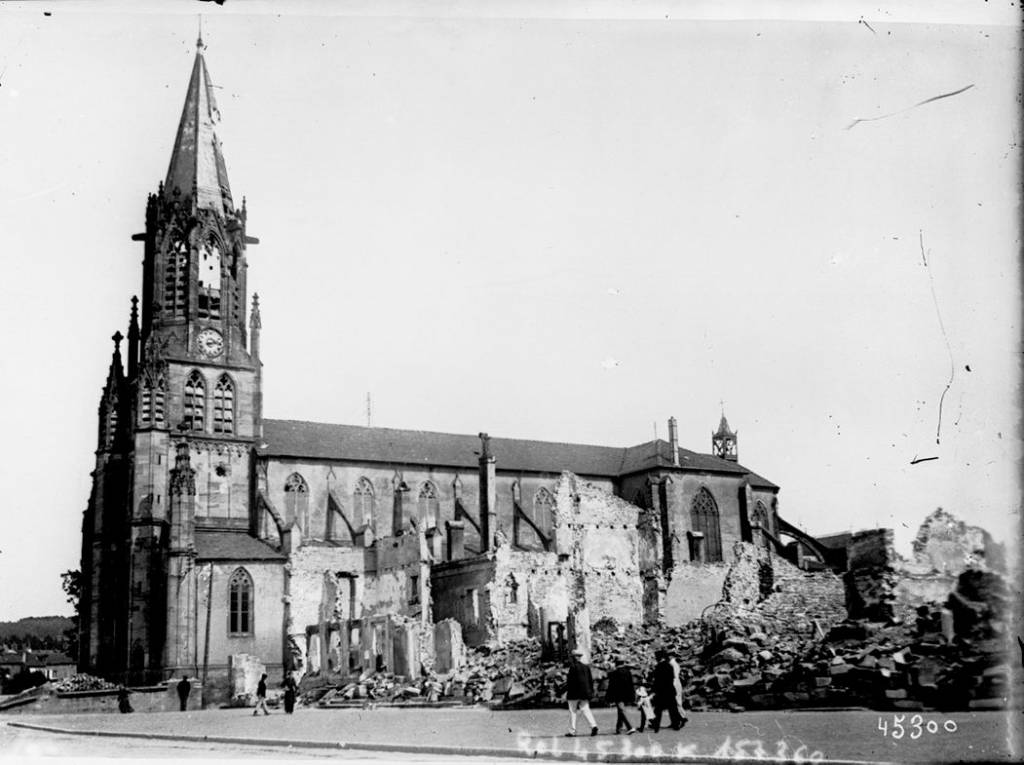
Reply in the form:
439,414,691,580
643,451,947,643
0,1,1019,621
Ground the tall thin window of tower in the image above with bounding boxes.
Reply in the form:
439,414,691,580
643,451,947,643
354,478,375,530
197,238,222,319
140,374,166,426
417,482,439,529
228,568,253,635
164,239,188,318
183,371,206,432
284,473,309,535
531,487,555,538
213,374,235,434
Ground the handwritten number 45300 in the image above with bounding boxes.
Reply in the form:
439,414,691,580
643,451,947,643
878,715,958,739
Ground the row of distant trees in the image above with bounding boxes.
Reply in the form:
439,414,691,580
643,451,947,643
0,571,80,655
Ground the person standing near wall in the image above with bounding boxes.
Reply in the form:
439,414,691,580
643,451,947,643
283,673,297,714
668,654,689,727
117,685,133,714
253,673,270,716
605,655,638,735
564,648,598,737
176,676,191,711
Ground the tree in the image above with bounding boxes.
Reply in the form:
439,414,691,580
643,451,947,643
60,569,82,660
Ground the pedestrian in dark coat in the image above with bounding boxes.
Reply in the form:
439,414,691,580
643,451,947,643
605,656,637,735
117,685,133,714
176,676,191,711
564,648,598,737
283,674,297,714
650,650,684,732
253,673,270,716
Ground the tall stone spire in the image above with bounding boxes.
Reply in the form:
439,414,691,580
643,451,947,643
165,35,233,215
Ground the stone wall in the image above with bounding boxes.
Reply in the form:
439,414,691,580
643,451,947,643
911,508,1003,573
663,563,730,625
193,560,285,699
842,511,1003,623
432,472,643,648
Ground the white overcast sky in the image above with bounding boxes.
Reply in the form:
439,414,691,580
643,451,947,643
0,1,1019,620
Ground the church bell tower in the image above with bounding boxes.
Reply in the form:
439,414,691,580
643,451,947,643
121,36,262,681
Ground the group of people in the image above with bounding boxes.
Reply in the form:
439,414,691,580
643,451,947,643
116,675,193,714
564,647,689,737
252,672,299,715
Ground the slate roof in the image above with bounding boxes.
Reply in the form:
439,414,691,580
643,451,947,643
42,653,74,666
260,419,778,489
165,41,233,215
194,530,285,562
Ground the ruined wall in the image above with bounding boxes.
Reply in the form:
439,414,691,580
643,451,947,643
362,532,428,619
555,473,643,630
430,557,496,646
911,508,1001,574
759,548,847,633
432,472,643,648
663,563,730,626
844,528,899,620
842,512,1000,623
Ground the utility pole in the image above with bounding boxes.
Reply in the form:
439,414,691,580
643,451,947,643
366,393,372,427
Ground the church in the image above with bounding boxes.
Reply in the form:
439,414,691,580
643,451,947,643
79,40,819,702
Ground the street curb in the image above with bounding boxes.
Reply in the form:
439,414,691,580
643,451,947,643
4,720,888,764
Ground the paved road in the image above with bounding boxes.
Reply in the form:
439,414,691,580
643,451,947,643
3,707,1018,763
0,722,519,762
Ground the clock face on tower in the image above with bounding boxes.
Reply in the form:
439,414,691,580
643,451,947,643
196,328,224,358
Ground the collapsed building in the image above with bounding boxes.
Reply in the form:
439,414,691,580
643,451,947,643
77,38,837,705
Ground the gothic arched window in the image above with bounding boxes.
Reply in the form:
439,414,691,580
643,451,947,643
752,500,770,551
140,374,167,426
354,478,375,530
228,568,253,635
164,238,188,318
690,487,723,562
212,374,235,434
197,237,222,319
102,393,119,449
531,487,555,538
183,371,205,432
418,482,439,530
284,473,309,535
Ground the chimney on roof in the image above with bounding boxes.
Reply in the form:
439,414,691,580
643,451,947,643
446,520,465,561
668,417,679,467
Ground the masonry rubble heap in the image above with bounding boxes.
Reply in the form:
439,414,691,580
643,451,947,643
53,674,119,693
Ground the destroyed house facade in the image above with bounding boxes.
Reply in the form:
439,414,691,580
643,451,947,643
78,41,816,701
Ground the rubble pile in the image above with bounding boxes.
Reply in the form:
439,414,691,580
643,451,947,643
732,569,1016,711
54,674,118,693
316,668,453,707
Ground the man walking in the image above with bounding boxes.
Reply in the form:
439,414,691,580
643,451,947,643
650,649,684,732
605,655,637,735
564,648,598,737
176,676,191,712
253,673,270,716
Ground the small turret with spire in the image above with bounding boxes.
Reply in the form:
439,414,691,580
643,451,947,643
127,296,140,380
712,405,738,462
